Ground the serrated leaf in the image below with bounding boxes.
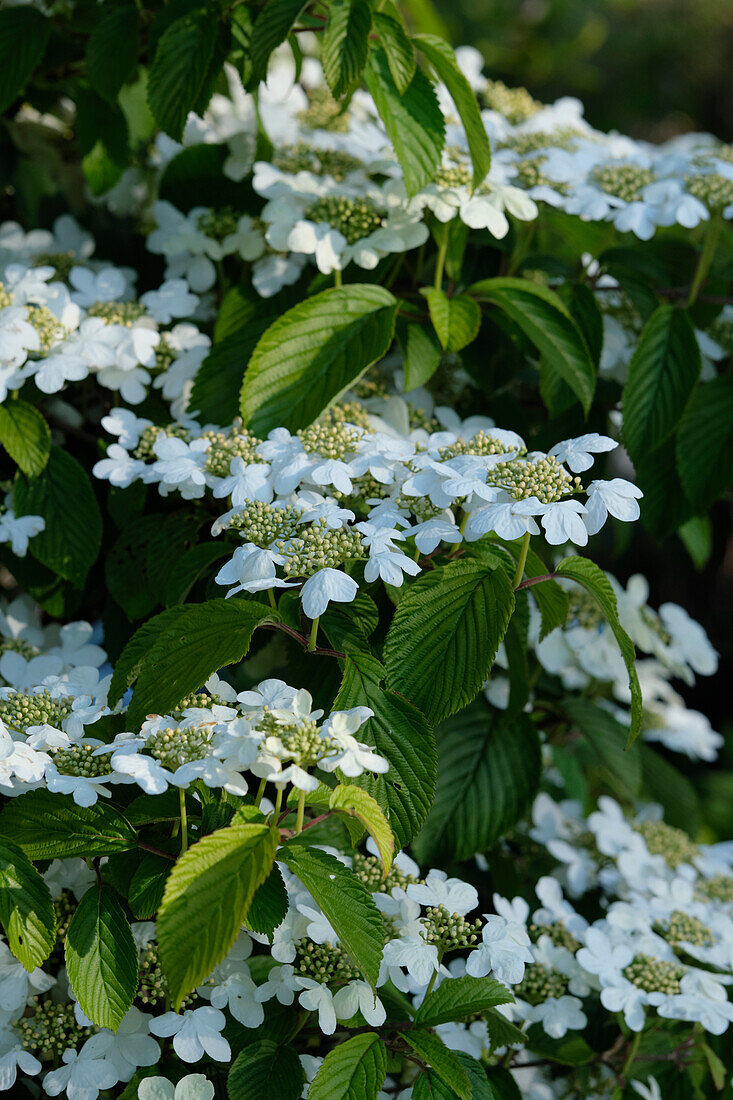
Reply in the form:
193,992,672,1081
245,865,288,936
384,558,515,724
334,653,436,849
248,0,308,87
0,7,50,112
401,322,441,391
87,5,139,103
470,277,595,413
126,598,275,727
373,10,416,94
240,284,398,435
148,10,219,141
0,839,55,970
188,318,271,425
228,1040,305,1100
622,305,700,463
65,885,138,1030
14,447,102,586
280,845,383,987
128,852,171,920
554,556,642,744
413,33,491,185
158,822,278,1009
403,1029,471,1100
329,785,394,877
108,606,187,707
676,374,733,512
164,543,231,606
414,975,512,1028
422,288,481,351
0,790,137,859
414,704,541,862
365,46,445,196
414,1052,498,1099
322,0,372,97
308,1032,387,1100
0,400,50,476
563,697,641,799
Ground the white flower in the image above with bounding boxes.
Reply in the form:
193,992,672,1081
300,568,358,619
576,927,633,981
295,977,337,1034
541,499,589,546
0,1027,40,1090
465,915,534,985
528,995,587,1038
583,478,643,535
407,871,478,917
138,1074,215,1100
208,968,264,1028
88,1008,160,1082
149,1007,231,1063
630,1079,662,1100
333,981,386,1026
0,942,53,1012
464,498,544,542
215,545,290,597
140,280,199,324
43,1034,119,1100
549,433,617,472
68,266,128,307
253,963,299,1005
381,935,439,988
0,509,45,556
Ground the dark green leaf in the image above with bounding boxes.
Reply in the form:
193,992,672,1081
414,975,512,1027
373,10,416,94
0,8,50,112
403,1030,470,1100
87,5,139,103
676,374,733,512
0,790,137,860
148,10,219,141
322,0,372,97
228,1040,305,1100
189,318,271,424
309,1033,387,1100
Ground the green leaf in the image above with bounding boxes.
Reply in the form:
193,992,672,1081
108,606,187,707
280,845,383,987
0,839,55,970
334,653,436,849
403,1029,471,1100
637,436,692,540
413,33,491,185
87,5,139,103
228,1040,305,1100
148,10,219,141
0,8,49,112
373,10,416,94
245,865,288,936
0,400,50,477
563,697,641,799
0,790,137,860
322,0,372,97
189,318,271,425
158,822,279,1009
126,598,275,727
65,885,138,1030
308,1032,388,1100
76,83,130,166
365,47,445,196
240,284,398,434
248,0,307,87
469,277,596,413
15,447,102,586
414,1053,499,1099
414,704,541,862
622,305,701,463
415,975,512,1028
554,556,642,744
329,785,394,877
164,543,231,606
676,374,733,512
641,745,699,834
401,322,441,391
82,142,125,196
128,853,171,920
423,289,481,351
384,558,515,724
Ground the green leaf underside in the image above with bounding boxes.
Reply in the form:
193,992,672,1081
0,838,55,970
0,400,50,477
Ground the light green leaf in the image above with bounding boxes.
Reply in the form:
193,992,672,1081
0,790,137,860
280,845,383,987
373,10,416,94
554,556,642,744
65,885,138,1030
308,1032,388,1100
422,288,481,351
413,33,491,185
0,7,49,112
384,558,515,724
676,374,733,512
329,785,394,877
414,704,541,862
401,322,441,391
414,975,512,1028
334,652,436,849
126,598,275,727
322,0,372,97
158,822,279,1009
148,10,218,141
0,839,55,970
228,1040,305,1100
403,1029,471,1100
14,447,102,586
365,46,445,196
240,284,398,435
469,277,595,413
622,305,700,463
0,400,50,477
86,5,139,104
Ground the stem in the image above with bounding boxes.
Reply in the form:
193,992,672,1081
513,530,531,587
273,787,284,819
334,268,342,287
178,788,188,856
433,235,448,290
424,967,439,998
295,789,306,834
255,777,267,808
687,216,721,306
267,588,277,609
621,1029,642,1078
308,616,320,652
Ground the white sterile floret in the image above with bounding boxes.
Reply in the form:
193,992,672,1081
148,1007,231,1063
138,1075,215,1100
465,916,534,985
407,871,479,917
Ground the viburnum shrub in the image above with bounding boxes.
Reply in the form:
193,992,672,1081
0,2,731,1098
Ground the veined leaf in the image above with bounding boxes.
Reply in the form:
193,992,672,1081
148,10,219,141
87,5,139,104
563,697,641,799
188,317,272,425
414,1052,500,1099
401,322,441,391
469,277,595,413
158,822,279,1009
0,400,50,477
322,0,372,97
0,839,55,970
414,974,513,1027
676,374,733,512
384,558,515,724
65,885,138,1030
373,10,416,94
248,0,308,88
0,7,50,112
240,284,398,435
0,790,137,860
245,866,288,936
308,1032,388,1100
229,1040,305,1100
329,785,394,877
403,1029,471,1100
422,288,481,351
